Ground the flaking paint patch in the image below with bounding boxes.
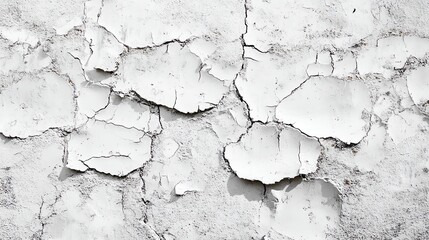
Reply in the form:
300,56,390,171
407,66,429,114
102,43,228,113
236,47,315,122
276,76,372,144
1,0,429,239
66,119,152,176
224,122,321,184
66,94,159,176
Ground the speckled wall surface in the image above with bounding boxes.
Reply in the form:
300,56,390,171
0,0,428,239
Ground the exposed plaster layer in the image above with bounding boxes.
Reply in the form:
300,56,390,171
206,92,251,144
0,135,159,240
40,176,160,240
0,37,51,74
387,109,428,144
141,106,263,239
349,123,386,172
259,179,341,239
55,17,83,36
276,76,372,144
0,27,39,47
0,0,86,39
224,123,321,184
331,52,357,78
313,110,429,239
0,132,66,239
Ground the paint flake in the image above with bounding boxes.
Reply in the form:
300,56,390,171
224,123,321,184
66,119,152,176
103,43,228,113
276,76,372,144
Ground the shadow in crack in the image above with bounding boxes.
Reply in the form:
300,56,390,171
226,173,265,202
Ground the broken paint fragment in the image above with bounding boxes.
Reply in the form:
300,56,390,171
66,119,152,176
224,123,321,184
95,94,161,133
174,181,204,196
276,76,371,144
236,47,315,122
97,0,243,80
105,43,228,113
84,25,126,73
67,92,158,176
407,66,429,114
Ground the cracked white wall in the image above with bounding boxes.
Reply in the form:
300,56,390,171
1,0,429,239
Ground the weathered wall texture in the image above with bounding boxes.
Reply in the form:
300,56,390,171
1,0,429,239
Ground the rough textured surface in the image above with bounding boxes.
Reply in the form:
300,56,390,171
1,0,429,239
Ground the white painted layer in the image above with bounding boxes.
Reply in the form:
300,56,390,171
276,77,372,144
224,123,321,184
174,181,204,196
66,119,152,176
106,43,228,113
236,47,315,122
0,72,75,138
95,94,160,132
84,25,125,72
407,66,429,109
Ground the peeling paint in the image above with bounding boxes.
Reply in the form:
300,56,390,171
1,0,429,239
276,76,372,144
225,122,321,184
